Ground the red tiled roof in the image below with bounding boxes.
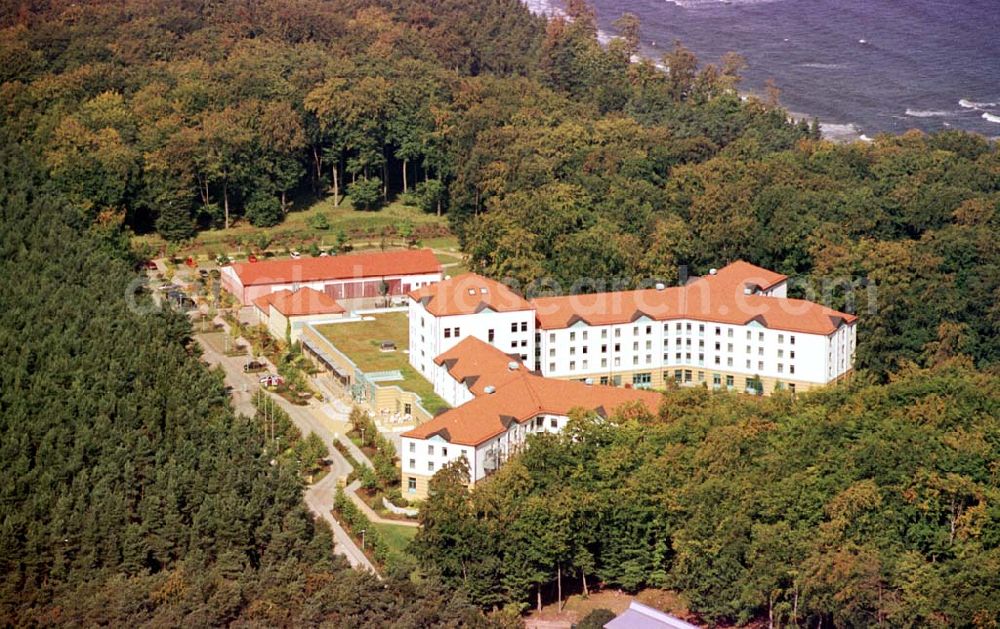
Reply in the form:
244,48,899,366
403,371,661,446
253,288,345,317
433,337,526,396
409,273,533,316
532,261,855,335
231,249,441,286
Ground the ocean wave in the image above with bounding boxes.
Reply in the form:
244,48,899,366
959,98,997,109
667,0,784,8
801,62,846,70
521,0,563,17
983,112,1000,124
905,108,951,118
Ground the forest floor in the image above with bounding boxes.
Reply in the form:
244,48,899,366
524,587,698,628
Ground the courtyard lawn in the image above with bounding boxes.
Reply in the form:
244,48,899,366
372,522,418,564
314,313,449,414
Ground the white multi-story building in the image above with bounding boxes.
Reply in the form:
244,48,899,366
400,261,858,498
401,336,661,498
531,261,856,395
408,273,537,377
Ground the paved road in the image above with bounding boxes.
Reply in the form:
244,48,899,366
196,329,377,573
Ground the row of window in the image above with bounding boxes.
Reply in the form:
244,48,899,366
548,324,798,345
550,354,796,374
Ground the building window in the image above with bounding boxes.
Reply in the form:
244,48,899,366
549,362,556,372
614,357,621,367
521,340,527,347
747,330,752,340
444,328,451,338
632,342,639,351
601,358,607,368
727,357,733,367
408,477,416,492
758,347,764,356
601,344,608,353
550,333,556,342
512,323,518,333
454,327,460,336
550,418,558,428
582,331,588,340
726,375,734,387
684,369,692,382
790,351,795,359
715,342,721,351
570,347,576,356
633,373,652,386
790,335,796,345
570,331,576,341
646,325,652,334
428,445,434,455
428,461,434,472
674,370,683,383
686,323,692,332
536,417,543,427
778,364,784,374
404,403,411,415
728,343,734,353
646,354,651,364
409,458,415,469
675,323,682,331
758,361,764,370
713,373,721,386
746,360,751,369
614,343,621,352
728,328,734,338
615,328,621,337
633,356,639,365
714,356,721,365
550,348,556,357
442,447,448,457
778,349,784,358
602,329,608,339
645,340,652,350
521,322,528,332
790,365,795,374
699,324,705,334
409,442,415,453
511,341,518,349
676,352,682,361
759,332,765,342
488,329,495,342
715,326,721,336
778,334,784,343
570,361,576,370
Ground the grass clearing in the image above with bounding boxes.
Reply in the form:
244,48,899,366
315,313,449,414
135,196,450,258
372,522,418,562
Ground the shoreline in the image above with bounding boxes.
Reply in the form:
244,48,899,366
522,0,872,144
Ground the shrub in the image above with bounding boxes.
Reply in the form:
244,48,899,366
308,212,330,230
349,177,383,211
245,191,283,227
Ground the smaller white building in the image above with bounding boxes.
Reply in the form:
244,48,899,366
401,337,661,499
408,273,537,377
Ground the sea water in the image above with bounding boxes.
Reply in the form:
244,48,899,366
526,0,1000,140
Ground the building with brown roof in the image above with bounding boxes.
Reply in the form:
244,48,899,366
401,338,662,498
253,287,346,342
221,248,443,305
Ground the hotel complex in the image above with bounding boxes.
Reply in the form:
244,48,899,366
410,261,856,396
402,261,858,496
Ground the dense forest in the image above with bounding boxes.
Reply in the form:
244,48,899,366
415,362,1000,626
2,0,999,626
0,144,490,624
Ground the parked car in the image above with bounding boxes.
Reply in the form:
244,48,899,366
243,360,266,373
258,374,284,387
